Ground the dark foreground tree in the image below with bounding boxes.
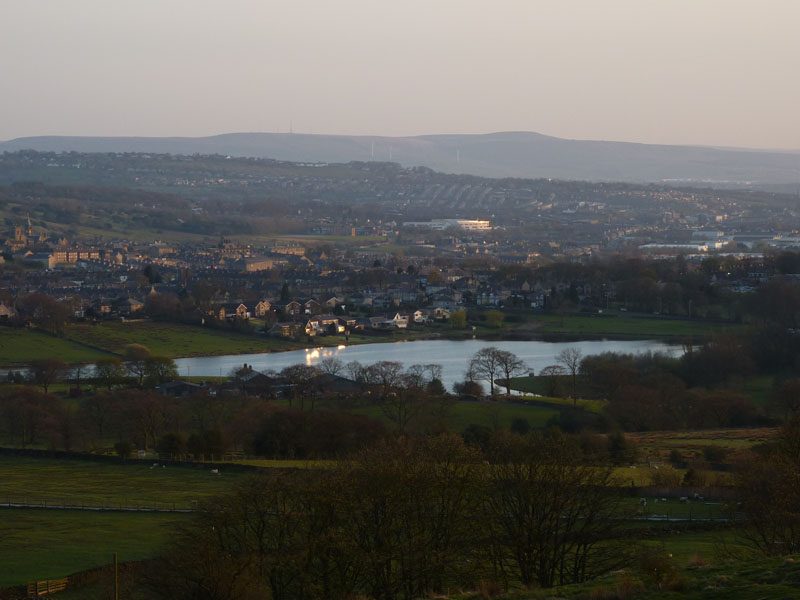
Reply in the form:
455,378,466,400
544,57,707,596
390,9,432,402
736,413,800,555
147,434,632,599
485,431,632,588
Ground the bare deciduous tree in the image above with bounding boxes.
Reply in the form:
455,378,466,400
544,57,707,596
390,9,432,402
469,347,503,396
319,357,344,376
557,347,583,404
94,357,128,391
28,358,66,394
486,432,631,588
494,350,527,396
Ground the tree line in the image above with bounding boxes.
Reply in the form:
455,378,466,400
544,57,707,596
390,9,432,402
147,432,631,600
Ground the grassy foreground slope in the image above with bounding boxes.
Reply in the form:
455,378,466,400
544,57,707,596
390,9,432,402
0,509,185,588
450,554,800,600
0,456,240,506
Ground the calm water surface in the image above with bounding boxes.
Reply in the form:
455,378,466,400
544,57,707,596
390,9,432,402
174,339,681,390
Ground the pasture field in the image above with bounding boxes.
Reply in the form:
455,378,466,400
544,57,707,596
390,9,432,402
623,497,730,522
441,400,559,432
531,312,747,339
230,458,332,468
0,508,186,587
512,388,607,413
0,327,113,366
454,553,800,600
627,428,777,461
0,455,769,597
64,321,305,359
10,522,786,600
0,456,240,507
345,398,560,433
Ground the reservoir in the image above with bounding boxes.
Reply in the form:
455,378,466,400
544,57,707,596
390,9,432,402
174,339,681,391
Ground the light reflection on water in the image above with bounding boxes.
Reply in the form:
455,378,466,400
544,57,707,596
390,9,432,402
174,339,681,391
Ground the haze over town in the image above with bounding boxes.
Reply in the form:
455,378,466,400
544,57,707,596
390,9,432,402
2,0,799,149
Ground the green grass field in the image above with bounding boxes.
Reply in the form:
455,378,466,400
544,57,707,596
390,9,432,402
627,428,777,461
531,313,747,339
0,456,240,507
62,321,417,362
452,552,800,600
64,321,305,359
344,399,560,433
0,328,113,367
0,455,779,598
442,400,559,432
0,508,186,587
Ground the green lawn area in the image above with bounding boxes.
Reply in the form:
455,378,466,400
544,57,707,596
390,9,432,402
0,456,240,508
0,508,186,587
532,313,746,339
64,321,307,359
442,400,559,431
0,327,113,367
655,528,743,563
506,374,607,412
517,394,607,413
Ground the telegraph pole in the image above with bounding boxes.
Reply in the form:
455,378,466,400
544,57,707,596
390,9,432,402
114,552,119,600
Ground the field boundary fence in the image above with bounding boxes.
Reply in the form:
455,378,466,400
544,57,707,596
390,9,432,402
1,496,195,512
26,578,67,598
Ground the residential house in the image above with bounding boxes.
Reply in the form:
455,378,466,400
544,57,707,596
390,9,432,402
253,299,271,317
324,296,345,310
337,316,357,330
389,312,409,328
308,373,362,397
270,322,302,337
222,369,277,396
273,300,302,317
303,298,323,315
304,314,344,336
219,302,249,320
0,303,16,321
155,380,204,397
432,307,452,321
369,316,394,330
118,297,145,315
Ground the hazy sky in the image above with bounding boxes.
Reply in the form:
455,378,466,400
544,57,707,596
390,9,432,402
2,0,799,148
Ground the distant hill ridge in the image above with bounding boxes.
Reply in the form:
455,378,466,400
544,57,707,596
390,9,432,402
2,131,799,185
